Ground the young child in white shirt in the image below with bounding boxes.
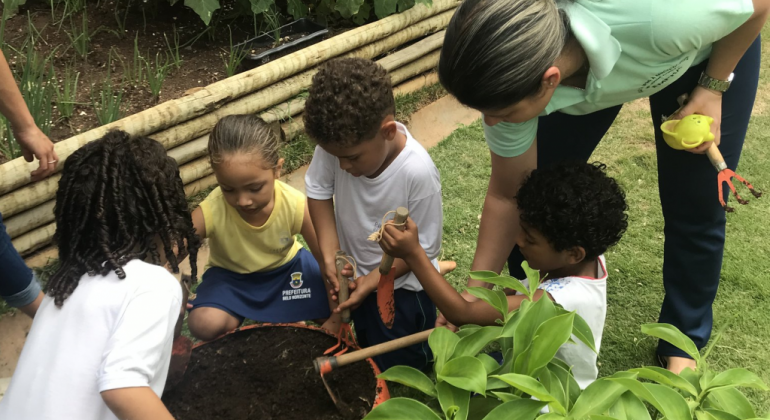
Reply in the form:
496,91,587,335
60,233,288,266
304,57,447,372
0,131,200,420
378,162,628,387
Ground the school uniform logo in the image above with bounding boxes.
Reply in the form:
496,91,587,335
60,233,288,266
290,272,303,289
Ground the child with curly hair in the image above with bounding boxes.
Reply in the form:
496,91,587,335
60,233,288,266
304,57,447,372
187,115,335,341
0,132,200,420
379,162,628,387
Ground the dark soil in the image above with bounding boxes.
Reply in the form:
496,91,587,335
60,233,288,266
0,0,344,163
162,326,379,420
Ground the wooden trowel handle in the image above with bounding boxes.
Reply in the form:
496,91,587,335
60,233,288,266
378,207,409,274
335,251,351,323
706,142,728,172
315,328,435,374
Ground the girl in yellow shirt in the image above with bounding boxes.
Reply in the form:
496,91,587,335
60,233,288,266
187,115,336,341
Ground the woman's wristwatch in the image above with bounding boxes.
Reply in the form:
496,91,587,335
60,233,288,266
698,72,734,93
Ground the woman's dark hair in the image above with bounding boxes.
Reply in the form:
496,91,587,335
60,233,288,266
47,131,201,306
438,0,570,111
208,114,283,168
516,161,628,260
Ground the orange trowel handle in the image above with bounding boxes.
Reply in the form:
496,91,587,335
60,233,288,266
379,207,410,274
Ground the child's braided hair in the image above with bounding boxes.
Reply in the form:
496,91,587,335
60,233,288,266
47,130,201,307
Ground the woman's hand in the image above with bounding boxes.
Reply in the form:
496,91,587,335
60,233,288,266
670,86,723,154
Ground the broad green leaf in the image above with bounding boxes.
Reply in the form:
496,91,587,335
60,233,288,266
524,312,575,376
185,0,221,25
701,409,741,420
467,287,508,320
437,381,470,420
365,397,441,419
570,311,597,352
396,0,414,12
481,399,547,420
378,366,436,397
680,366,702,394
608,391,652,420
513,343,533,375
701,370,716,392
439,357,487,395
540,367,567,412
452,326,502,359
477,354,501,374
501,310,523,338
430,327,459,377
548,360,581,408
538,415,566,420
608,378,691,420
706,387,756,418
457,325,482,339
491,392,520,402
707,368,770,392
351,2,370,25
487,376,511,391
286,0,308,18
641,324,701,363
492,348,514,376
468,397,502,420
470,271,530,297
469,271,504,281
589,417,619,420
522,261,541,297
630,367,698,396
491,373,566,415
335,0,365,18
569,375,636,419
1,0,27,15
248,0,272,14
513,295,557,362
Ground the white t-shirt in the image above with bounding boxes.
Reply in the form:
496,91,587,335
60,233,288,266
520,256,607,389
305,123,443,291
0,259,182,420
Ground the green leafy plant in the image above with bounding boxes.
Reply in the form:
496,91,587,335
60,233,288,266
221,27,248,77
53,64,80,120
65,10,91,61
144,52,171,102
181,0,431,26
165,25,183,70
366,263,769,420
113,34,145,87
91,73,124,125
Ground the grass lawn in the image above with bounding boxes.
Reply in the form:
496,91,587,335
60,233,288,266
428,26,770,412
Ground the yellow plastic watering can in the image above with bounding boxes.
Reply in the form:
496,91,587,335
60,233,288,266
660,114,714,150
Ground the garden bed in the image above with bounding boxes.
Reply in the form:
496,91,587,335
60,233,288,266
0,0,345,163
162,324,382,420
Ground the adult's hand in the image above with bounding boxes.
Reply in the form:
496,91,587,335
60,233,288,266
669,86,722,154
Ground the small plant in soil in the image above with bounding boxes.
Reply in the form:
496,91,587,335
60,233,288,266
91,74,124,125
222,27,249,77
65,10,92,61
145,52,171,102
164,25,183,70
53,64,80,120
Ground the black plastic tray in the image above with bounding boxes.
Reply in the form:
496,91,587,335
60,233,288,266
236,19,329,71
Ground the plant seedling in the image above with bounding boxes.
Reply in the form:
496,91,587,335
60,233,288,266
145,52,171,102
221,27,248,77
91,72,124,125
54,64,80,120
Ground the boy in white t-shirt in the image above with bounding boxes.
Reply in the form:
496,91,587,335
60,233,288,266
304,57,447,372
379,162,628,387
0,132,200,420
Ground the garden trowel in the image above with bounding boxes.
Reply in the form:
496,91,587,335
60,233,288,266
376,207,409,329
